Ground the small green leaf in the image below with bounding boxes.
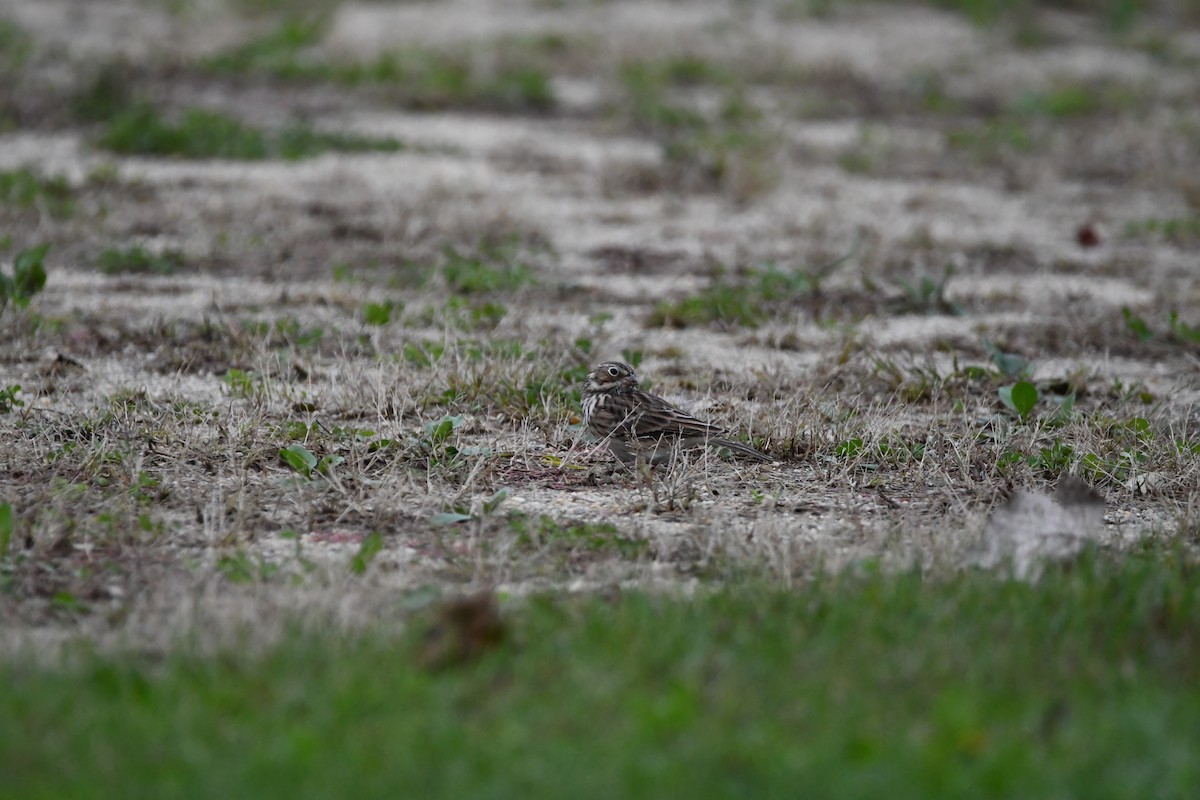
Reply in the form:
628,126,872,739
1044,392,1076,427
1168,311,1200,344
983,340,1032,379
14,243,49,295
217,551,256,583
1122,417,1151,435
0,502,13,557
350,532,384,574
425,414,463,446
996,450,1026,471
999,381,1038,420
835,438,863,457
428,419,454,445
363,300,396,326
285,421,311,440
403,342,433,367
1175,438,1200,455
1121,307,1153,342
52,591,86,612
316,454,344,475
0,384,23,413
961,366,988,380
279,443,318,477
483,488,510,514
3,243,50,310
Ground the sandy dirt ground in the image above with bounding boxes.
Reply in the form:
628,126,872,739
0,0,1198,653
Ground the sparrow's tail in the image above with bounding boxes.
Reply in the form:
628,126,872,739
713,438,775,462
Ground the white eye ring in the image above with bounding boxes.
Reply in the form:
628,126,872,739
607,367,620,377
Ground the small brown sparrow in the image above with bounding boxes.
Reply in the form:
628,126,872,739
581,361,773,464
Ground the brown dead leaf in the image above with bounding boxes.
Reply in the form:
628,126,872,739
419,592,507,670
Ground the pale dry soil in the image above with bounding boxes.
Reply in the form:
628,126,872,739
1,0,1199,654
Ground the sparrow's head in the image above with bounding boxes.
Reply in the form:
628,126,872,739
585,361,638,394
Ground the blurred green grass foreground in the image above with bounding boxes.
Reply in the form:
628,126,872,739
3,545,1198,799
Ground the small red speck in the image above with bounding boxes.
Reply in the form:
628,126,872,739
1076,223,1102,248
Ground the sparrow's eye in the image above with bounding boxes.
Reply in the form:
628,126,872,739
607,366,621,378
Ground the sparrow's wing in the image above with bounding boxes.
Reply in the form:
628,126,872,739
626,390,725,439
